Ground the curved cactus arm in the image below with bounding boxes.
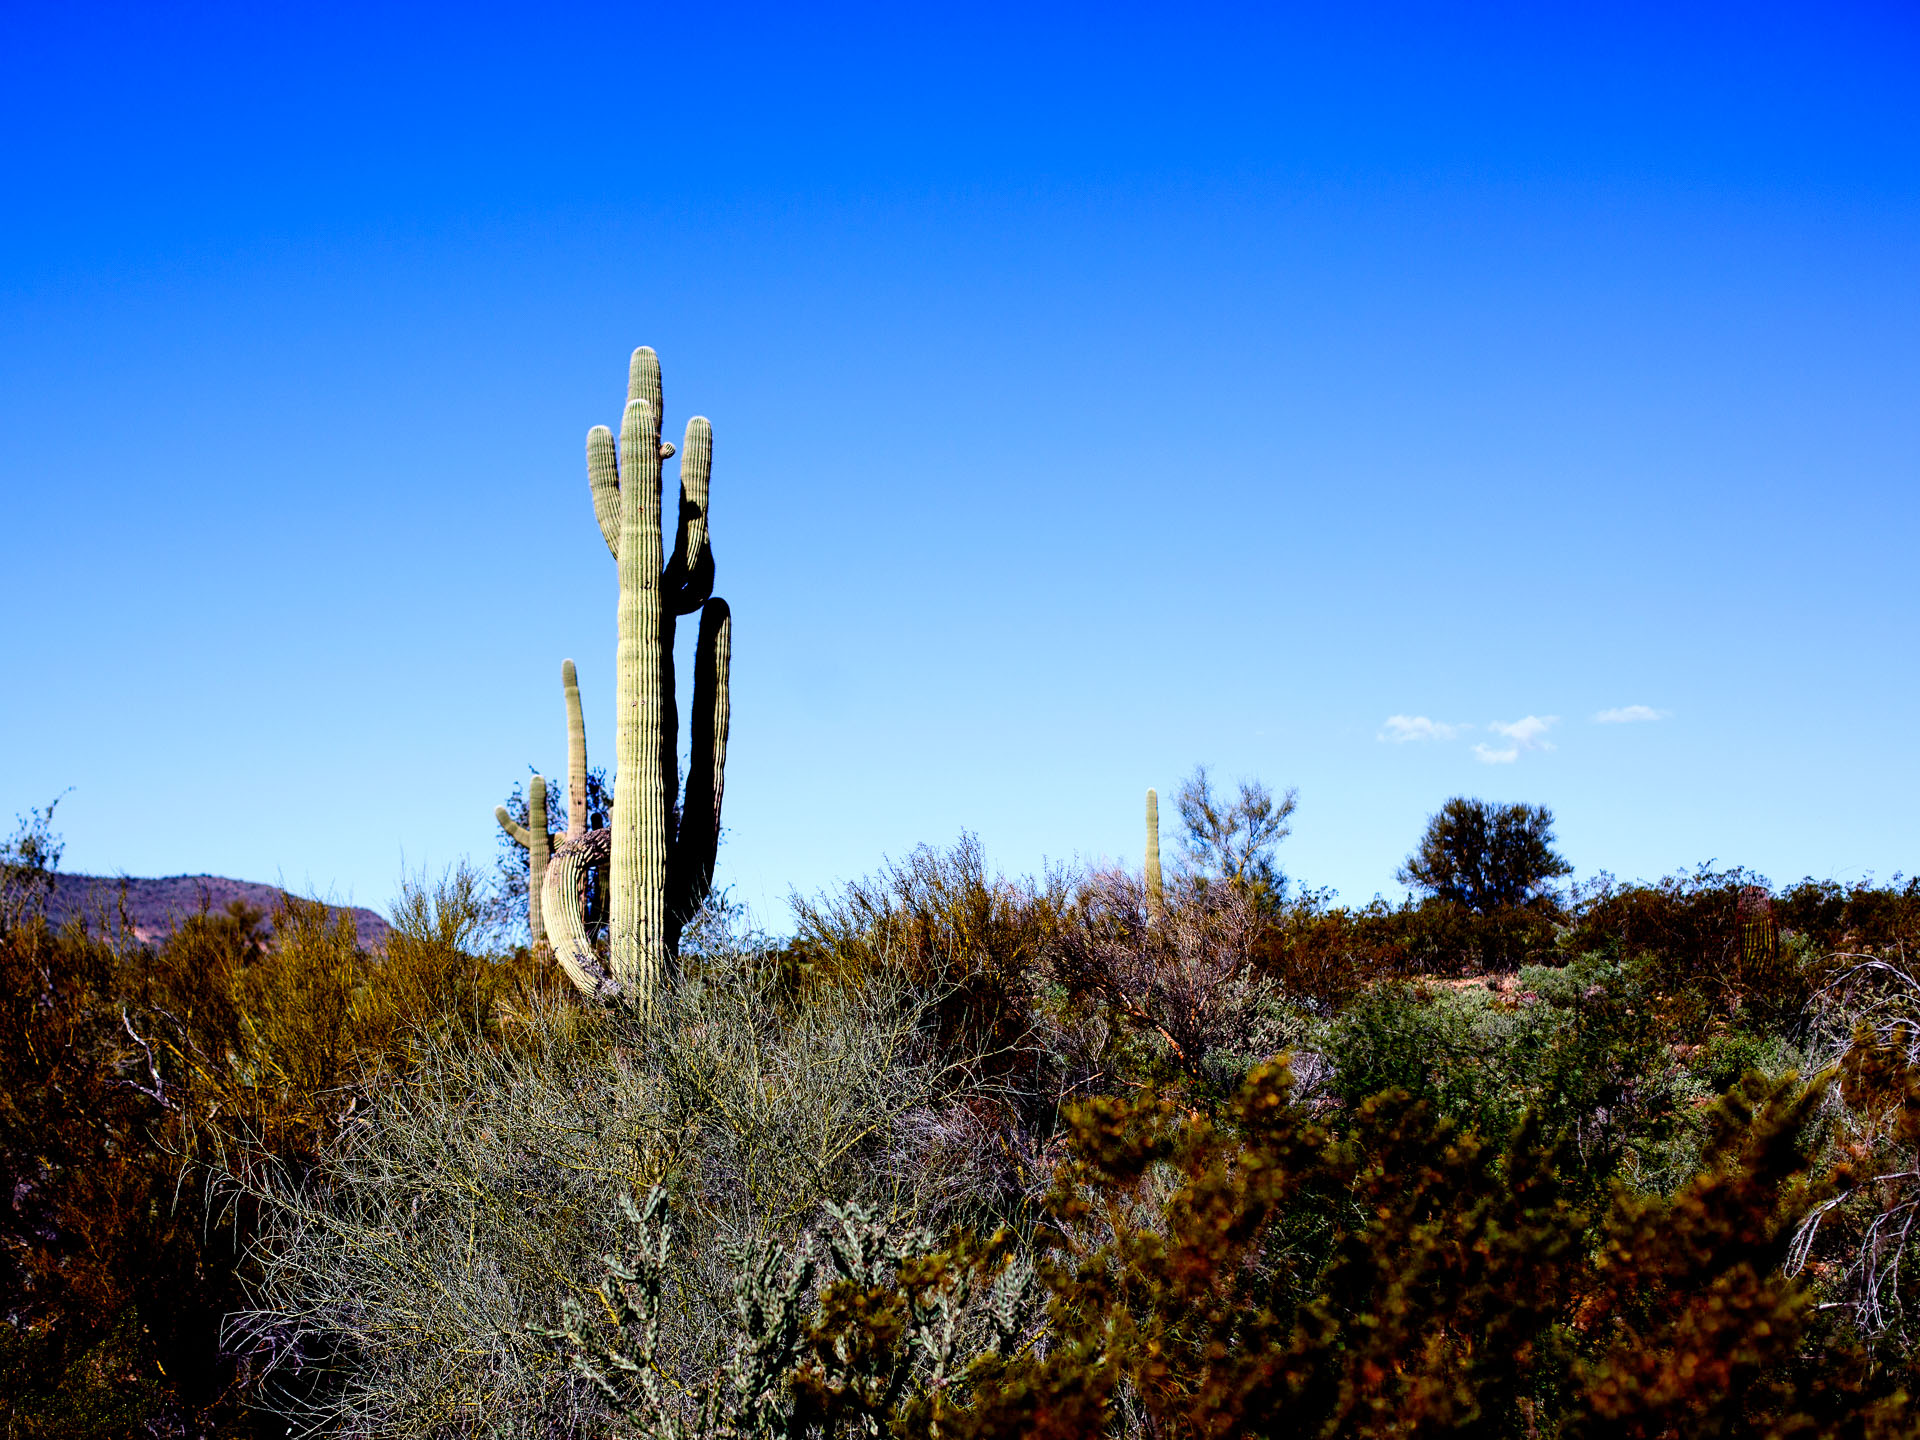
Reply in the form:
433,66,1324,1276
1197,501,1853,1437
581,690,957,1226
1145,788,1165,920
664,416,715,615
495,806,533,849
588,425,621,559
542,831,622,1000
610,347,671,997
562,659,589,842
667,598,732,945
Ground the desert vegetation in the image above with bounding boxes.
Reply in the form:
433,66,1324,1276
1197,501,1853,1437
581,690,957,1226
5,780,1920,1437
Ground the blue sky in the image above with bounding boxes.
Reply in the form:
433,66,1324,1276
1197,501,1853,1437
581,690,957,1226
2,2,1916,925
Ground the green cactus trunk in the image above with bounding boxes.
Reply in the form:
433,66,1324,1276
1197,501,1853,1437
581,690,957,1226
1145,787,1165,920
610,349,669,997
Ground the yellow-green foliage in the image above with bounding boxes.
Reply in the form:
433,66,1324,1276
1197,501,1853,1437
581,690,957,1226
946,1065,1916,1440
0,867,565,1437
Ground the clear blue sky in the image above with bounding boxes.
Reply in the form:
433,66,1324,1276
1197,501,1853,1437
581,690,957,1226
3,2,1916,926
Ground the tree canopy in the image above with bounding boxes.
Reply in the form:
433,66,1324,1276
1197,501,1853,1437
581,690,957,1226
1398,796,1571,913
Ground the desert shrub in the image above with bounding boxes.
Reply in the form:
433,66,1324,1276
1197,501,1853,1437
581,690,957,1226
1563,867,1820,1030
1691,1028,1803,1097
1048,869,1301,1095
1254,893,1562,1002
231,949,1004,1437
1323,956,1686,1197
134,867,562,1174
0,913,263,1437
1788,953,1920,1364
1777,876,1920,958
0,795,65,927
1370,896,1562,974
1247,887,1384,1010
538,1189,1040,1438
787,836,1065,1076
0,848,561,1438
949,1063,1915,1439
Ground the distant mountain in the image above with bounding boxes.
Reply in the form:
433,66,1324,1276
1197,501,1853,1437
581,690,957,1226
42,873,391,950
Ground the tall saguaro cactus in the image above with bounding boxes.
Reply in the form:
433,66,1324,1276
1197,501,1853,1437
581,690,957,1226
495,775,552,946
555,347,731,1006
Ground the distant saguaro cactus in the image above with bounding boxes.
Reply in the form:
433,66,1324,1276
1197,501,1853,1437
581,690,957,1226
1738,884,1778,983
546,347,731,1008
494,775,552,948
1145,788,1165,920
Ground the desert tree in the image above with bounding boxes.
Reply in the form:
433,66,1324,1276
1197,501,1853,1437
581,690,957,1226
1398,797,1571,914
0,792,67,927
1173,766,1297,911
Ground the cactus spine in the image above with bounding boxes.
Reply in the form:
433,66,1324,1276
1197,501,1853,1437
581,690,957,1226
1145,787,1165,920
574,347,732,1006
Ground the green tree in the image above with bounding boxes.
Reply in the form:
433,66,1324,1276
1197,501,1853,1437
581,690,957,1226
0,791,67,927
1173,766,1297,908
1398,796,1571,914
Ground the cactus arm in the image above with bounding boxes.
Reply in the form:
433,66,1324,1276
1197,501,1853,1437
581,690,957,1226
610,347,670,999
667,598,731,944
664,416,715,614
495,806,533,849
528,775,551,947
562,659,589,842
588,425,621,558
1145,788,1165,920
542,830,621,999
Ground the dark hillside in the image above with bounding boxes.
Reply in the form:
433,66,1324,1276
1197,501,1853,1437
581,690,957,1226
43,872,390,948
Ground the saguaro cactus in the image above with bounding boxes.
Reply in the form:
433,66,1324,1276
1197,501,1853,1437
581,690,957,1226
1145,787,1165,920
547,347,731,1006
543,658,620,997
562,658,590,841
495,775,553,947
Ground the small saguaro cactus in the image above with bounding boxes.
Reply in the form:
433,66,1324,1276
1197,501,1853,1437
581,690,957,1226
1145,787,1165,920
544,658,619,997
545,347,732,1008
495,775,553,947
562,658,590,842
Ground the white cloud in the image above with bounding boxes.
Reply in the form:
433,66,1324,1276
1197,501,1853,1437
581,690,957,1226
1594,704,1668,724
1473,744,1519,765
1379,715,1463,744
1488,714,1558,751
